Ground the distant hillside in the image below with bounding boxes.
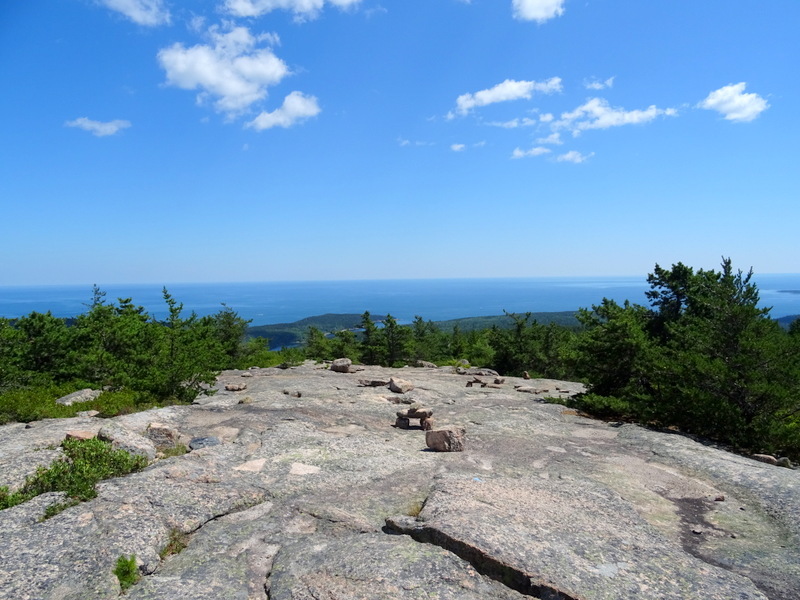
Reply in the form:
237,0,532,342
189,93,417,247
245,312,579,349
246,310,796,349
246,314,386,349
777,314,800,329
431,311,581,332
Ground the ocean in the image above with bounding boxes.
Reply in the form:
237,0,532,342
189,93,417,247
1,275,799,326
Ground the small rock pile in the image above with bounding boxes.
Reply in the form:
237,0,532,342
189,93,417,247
395,407,434,430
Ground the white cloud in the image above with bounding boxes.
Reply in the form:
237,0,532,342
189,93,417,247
223,0,362,21
557,150,593,163
512,0,565,23
555,97,677,135
584,76,615,90
511,146,551,159
698,82,769,122
536,132,562,145
247,91,321,130
65,117,131,136
486,117,537,128
539,113,554,123
451,143,466,152
158,25,289,115
455,77,561,115
98,0,170,26
189,15,207,32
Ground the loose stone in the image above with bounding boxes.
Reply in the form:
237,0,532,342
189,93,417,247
426,426,466,452
389,377,414,394
189,436,222,450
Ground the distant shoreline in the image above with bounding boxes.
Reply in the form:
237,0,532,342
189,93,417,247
3,276,800,324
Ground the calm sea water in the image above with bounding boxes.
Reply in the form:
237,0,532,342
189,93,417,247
1,276,799,325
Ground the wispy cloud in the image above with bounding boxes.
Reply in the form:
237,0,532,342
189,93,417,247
557,150,594,163
584,76,615,90
450,141,485,152
247,91,321,130
554,97,677,136
511,146,551,159
452,77,562,117
399,138,435,147
158,24,289,116
97,0,170,26
698,82,769,122
64,117,131,136
486,117,538,129
511,0,565,23
536,132,562,145
223,0,363,21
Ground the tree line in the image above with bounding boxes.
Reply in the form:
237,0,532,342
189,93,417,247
2,260,799,458
0,287,274,422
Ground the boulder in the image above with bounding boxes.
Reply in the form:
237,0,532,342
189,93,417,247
752,453,778,465
55,388,103,406
388,377,414,394
426,426,466,452
330,358,353,373
144,423,179,449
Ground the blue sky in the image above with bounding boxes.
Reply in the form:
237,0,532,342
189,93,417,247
1,0,797,285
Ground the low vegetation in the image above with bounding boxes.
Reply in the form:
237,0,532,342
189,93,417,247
0,437,147,516
159,528,189,559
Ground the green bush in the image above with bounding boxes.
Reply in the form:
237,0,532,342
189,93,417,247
0,438,147,514
567,394,634,420
0,383,84,424
0,385,190,425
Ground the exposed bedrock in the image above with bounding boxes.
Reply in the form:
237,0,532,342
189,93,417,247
0,363,797,599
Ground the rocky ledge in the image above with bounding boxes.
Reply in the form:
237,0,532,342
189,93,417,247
0,362,798,600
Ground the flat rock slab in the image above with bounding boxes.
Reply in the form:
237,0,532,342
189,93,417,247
269,534,527,600
389,474,767,599
0,363,798,600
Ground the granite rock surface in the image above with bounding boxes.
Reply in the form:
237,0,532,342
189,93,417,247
1,362,798,600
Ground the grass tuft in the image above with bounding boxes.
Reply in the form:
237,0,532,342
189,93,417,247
114,554,140,592
159,528,189,559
